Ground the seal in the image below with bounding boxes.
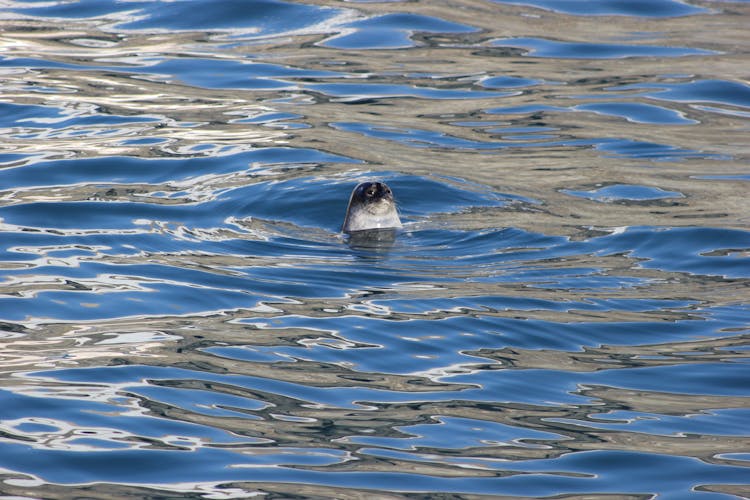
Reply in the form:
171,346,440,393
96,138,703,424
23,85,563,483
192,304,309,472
342,181,402,233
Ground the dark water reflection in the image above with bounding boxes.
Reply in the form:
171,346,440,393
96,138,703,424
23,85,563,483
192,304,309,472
1,0,749,498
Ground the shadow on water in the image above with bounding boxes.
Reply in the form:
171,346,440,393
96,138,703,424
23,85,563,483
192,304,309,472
346,228,398,254
0,0,749,498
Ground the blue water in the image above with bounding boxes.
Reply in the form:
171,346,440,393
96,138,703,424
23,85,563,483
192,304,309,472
1,0,749,498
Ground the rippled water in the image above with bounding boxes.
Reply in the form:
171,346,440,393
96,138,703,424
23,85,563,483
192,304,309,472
1,0,749,498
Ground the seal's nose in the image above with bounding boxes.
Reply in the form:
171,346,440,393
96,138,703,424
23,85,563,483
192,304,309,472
371,182,391,198
357,181,393,201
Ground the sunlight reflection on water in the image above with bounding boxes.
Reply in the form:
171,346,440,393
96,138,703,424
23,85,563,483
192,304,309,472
0,0,749,498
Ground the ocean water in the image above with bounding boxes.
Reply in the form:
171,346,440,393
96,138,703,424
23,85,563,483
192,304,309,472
0,0,749,498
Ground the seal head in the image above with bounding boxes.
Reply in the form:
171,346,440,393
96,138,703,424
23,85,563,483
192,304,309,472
342,181,402,233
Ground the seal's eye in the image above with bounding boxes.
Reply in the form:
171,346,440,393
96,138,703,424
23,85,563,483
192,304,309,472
366,187,376,197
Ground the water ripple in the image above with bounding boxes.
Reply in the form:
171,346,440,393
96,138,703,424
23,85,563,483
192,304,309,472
0,0,749,498
492,37,716,59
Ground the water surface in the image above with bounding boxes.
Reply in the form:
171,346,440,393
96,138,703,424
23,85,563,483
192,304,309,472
1,0,749,498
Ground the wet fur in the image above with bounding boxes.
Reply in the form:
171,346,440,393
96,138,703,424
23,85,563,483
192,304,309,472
342,181,402,233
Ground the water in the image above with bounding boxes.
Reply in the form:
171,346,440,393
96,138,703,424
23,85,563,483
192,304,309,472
0,0,749,498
